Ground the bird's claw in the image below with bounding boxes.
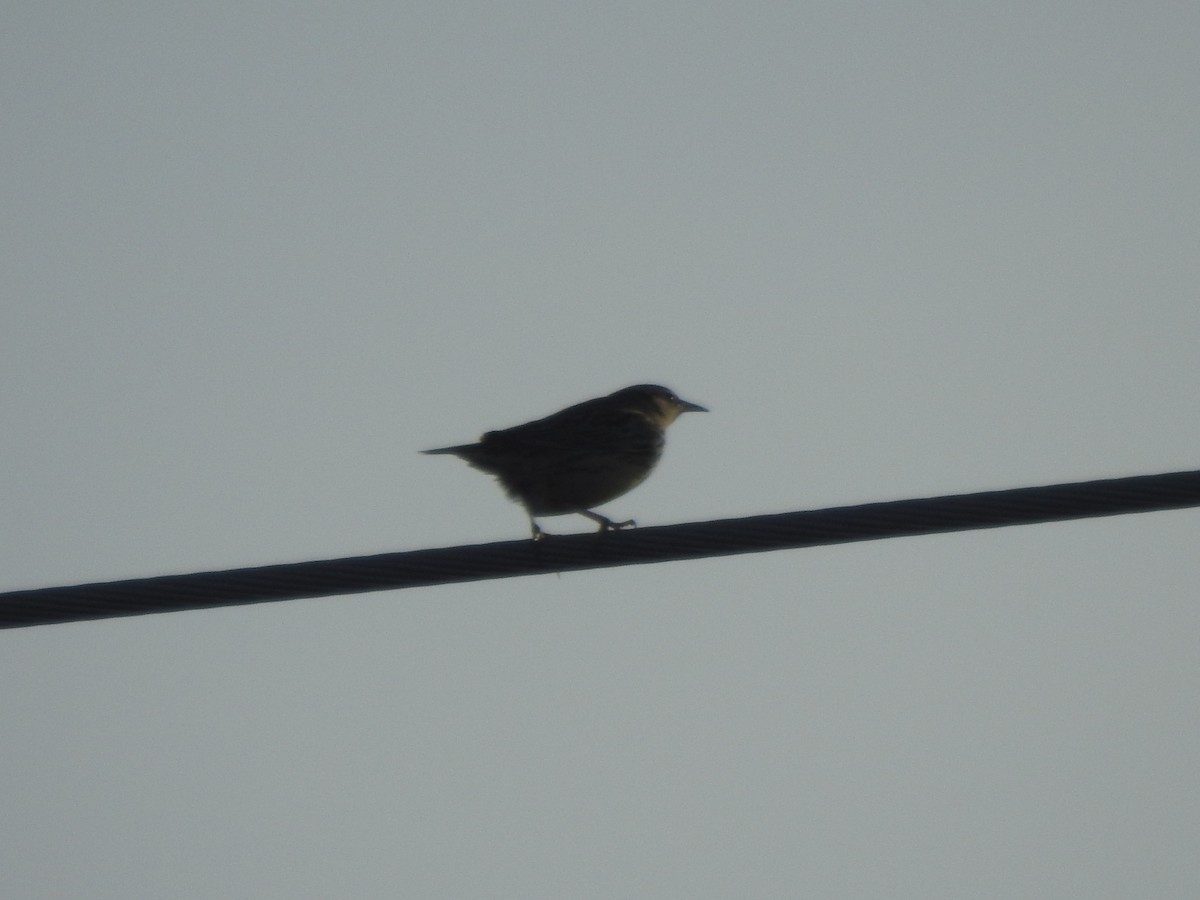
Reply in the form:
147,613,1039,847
530,513,635,539
583,511,635,533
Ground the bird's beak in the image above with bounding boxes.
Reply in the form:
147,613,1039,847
679,399,708,413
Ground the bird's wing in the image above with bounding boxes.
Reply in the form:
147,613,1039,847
482,400,656,456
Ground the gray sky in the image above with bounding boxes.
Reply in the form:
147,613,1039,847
3,2,1199,897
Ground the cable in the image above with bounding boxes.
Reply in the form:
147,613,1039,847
2,469,1198,629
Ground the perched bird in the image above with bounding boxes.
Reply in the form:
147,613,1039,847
422,384,707,539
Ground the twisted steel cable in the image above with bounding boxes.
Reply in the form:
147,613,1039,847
3,469,1198,629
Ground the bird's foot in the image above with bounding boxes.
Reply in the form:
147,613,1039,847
606,518,636,531
582,511,636,533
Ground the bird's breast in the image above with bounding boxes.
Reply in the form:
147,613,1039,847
498,442,663,515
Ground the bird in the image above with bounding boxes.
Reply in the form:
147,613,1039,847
422,384,707,539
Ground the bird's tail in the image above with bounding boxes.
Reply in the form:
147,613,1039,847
421,444,477,456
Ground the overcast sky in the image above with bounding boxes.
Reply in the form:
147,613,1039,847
3,2,1199,898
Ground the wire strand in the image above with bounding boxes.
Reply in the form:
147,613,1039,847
3,469,1198,629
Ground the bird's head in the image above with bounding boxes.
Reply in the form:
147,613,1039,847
612,384,708,427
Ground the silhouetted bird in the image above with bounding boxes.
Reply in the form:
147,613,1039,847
423,384,707,539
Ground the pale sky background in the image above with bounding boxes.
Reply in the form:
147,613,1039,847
3,2,1199,898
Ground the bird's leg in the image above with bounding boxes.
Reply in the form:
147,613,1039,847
529,518,546,541
581,510,636,532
